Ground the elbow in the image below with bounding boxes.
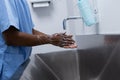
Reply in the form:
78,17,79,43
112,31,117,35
4,37,14,46
3,33,17,46
2,26,20,46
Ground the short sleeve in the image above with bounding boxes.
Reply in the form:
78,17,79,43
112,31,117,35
0,0,19,33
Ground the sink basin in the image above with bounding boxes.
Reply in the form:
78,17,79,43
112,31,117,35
20,50,79,80
77,35,120,80
19,35,120,80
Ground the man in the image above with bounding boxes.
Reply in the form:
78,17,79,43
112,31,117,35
0,0,77,80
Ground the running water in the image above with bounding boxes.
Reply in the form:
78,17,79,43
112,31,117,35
75,50,81,80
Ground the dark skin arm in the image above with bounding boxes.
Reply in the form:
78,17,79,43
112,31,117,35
3,26,77,48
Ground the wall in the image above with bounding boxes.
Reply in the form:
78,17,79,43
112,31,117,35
97,0,120,34
27,0,74,54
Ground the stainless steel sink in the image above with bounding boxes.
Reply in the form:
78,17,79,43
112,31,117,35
20,50,79,80
76,35,120,80
19,35,120,80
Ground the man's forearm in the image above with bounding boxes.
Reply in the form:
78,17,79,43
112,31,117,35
3,26,77,48
3,27,51,46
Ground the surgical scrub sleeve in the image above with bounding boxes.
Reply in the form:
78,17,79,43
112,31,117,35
0,0,34,80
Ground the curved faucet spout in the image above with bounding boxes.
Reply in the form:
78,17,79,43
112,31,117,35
63,16,82,30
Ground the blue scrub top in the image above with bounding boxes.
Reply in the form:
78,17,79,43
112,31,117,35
0,0,34,80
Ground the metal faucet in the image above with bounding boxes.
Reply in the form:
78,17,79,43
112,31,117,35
63,16,82,30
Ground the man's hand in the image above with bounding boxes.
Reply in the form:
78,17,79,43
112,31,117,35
50,32,77,48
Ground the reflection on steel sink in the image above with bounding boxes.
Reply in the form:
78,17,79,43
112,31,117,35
19,35,120,80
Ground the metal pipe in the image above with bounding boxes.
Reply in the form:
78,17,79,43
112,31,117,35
63,16,82,30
